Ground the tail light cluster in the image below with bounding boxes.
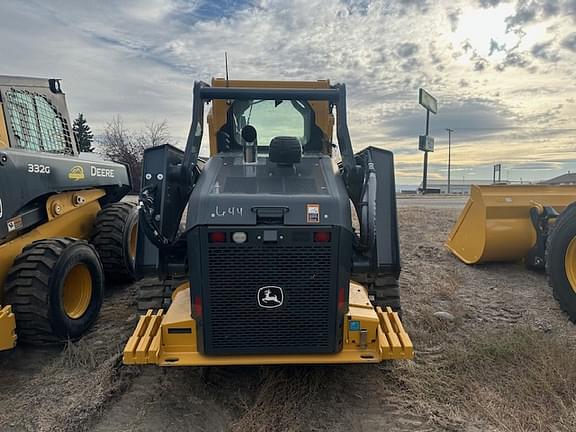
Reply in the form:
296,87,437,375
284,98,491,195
192,294,203,318
208,230,332,243
209,231,250,244
337,286,346,311
313,231,331,242
208,231,227,243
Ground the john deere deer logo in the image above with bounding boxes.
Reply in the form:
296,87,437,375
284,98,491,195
257,286,284,309
68,165,85,181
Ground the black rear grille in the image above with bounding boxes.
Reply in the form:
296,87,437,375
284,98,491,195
204,236,337,355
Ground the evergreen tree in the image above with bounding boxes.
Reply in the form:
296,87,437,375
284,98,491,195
73,113,94,152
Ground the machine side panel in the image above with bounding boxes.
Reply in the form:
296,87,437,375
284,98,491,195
186,154,352,231
0,148,130,241
355,147,400,275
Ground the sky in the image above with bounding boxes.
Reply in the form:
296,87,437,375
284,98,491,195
1,0,575,185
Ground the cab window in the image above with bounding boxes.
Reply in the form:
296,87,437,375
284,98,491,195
5,89,73,154
231,99,312,147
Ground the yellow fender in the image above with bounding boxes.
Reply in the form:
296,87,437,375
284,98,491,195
446,184,576,264
0,305,16,351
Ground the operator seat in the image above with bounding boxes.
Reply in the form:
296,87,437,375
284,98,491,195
269,136,302,166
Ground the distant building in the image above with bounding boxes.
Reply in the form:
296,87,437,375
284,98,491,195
541,172,576,185
418,179,499,195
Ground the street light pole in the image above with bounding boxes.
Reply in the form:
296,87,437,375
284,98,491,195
446,128,454,194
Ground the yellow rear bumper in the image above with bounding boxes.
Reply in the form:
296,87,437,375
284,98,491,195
0,305,17,351
123,283,413,366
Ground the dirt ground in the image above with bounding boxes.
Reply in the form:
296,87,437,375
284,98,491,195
1,206,576,432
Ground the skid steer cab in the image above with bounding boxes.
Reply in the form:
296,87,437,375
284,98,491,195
0,76,138,351
124,79,413,366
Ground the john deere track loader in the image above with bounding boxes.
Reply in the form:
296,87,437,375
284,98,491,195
0,76,137,351
123,78,413,366
446,184,576,321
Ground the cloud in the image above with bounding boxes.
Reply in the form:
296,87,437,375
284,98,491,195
561,32,576,52
1,0,575,183
489,39,506,56
531,40,560,62
398,0,431,14
505,1,538,29
542,0,562,16
473,58,489,71
505,0,567,30
477,0,508,7
447,7,461,32
396,43,420,58
565,0,576,18
496,52,531,71
381,97,515,140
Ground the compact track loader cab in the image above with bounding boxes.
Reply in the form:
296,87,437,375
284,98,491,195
0,76,138,351
124,79,413,366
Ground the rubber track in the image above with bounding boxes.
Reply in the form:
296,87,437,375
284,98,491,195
352,272,402,313
4,238,77,344
136,279,183,313
91,202,136,282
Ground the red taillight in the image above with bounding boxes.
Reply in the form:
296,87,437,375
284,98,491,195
338,286,346,310
314,231,331,242
209,231,226,243
193,295,203,318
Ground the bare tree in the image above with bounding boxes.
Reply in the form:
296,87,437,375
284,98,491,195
143,120,170,147
99,116,172,192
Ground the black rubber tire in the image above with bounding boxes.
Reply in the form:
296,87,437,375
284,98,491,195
136,279,183,313
351,273,402,314
546,202,576,322
4,238,104,345
91,202,138,283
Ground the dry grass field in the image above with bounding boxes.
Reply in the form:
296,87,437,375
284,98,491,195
1,206,575,432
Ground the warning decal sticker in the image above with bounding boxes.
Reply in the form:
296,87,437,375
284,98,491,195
306,204,320,224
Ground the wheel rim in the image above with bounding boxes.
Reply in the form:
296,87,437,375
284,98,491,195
129,222,138,261
62,264,93,319
564,237,576,294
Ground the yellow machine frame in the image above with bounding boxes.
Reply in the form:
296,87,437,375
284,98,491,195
207,78,335,157
0,189,105,350
0,104,9,149
124,281,413,366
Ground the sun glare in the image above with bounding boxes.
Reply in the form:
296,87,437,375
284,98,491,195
448,4,518,61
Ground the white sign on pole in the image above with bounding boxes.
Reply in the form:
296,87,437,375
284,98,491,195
418,135,435,152
419,88,438,114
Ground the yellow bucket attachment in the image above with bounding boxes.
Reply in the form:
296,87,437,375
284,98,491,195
446,184,576,264
124,283,413,366
0,305,17,351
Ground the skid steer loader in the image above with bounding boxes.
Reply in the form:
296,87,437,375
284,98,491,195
0,75,137,351
124,78,413,366
446,184,576,321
